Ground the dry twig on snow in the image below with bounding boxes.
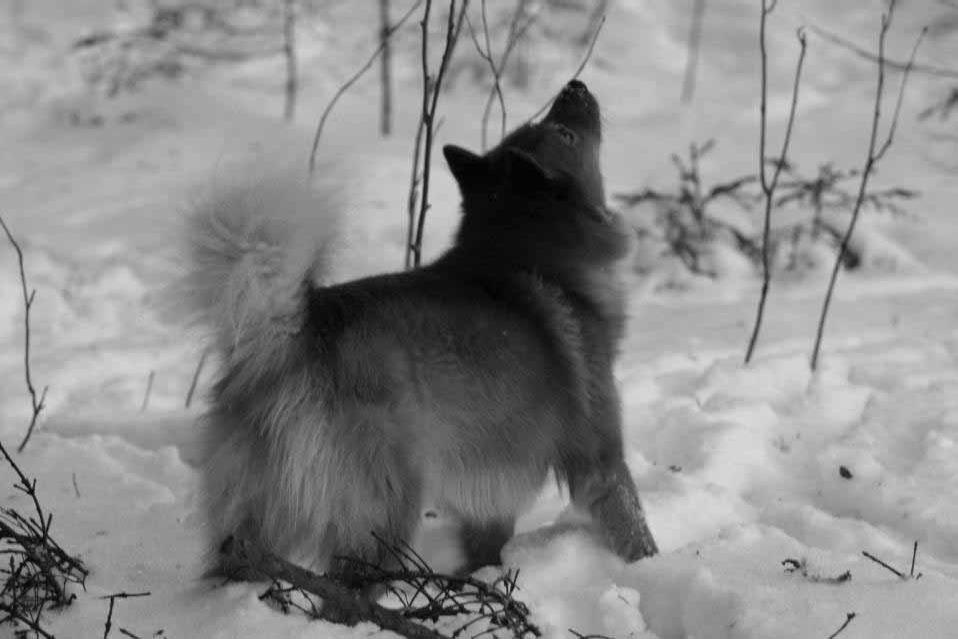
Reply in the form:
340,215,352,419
335,533,541,638
219,536,447,639
827,612,857,639
0,439,88,638
101,591,151,639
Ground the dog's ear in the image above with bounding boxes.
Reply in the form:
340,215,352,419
503,148,550,191
444,145,487,190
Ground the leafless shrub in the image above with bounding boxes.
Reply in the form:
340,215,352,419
772,161,917,272
615,140,760,279
615,146,916,284
0,439,88,638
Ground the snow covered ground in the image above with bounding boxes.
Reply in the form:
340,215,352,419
2,1,958,637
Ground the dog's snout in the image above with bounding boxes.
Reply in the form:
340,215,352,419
566,79,587,93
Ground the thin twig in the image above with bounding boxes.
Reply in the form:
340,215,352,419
469,0,535,150
308,0,424,174
861,550,906,579
184,348,209,408
808,23,958,79
827,612,857,639
72,472,81,498
0,214,48,453
811,3,925,370
680,0,706,103
379,0,394,135
409,0,471,268
744,4,807,364
101,593,151,639
140,370,155,412
910,540,918,578
282,0,297,121
526,14,605,123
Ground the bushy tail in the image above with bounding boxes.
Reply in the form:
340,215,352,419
182,172,340,365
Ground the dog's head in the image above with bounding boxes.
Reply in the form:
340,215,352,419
444,80,630,269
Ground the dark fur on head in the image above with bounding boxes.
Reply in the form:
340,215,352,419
442,81,632,333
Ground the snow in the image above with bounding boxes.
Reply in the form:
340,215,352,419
2,0,958,638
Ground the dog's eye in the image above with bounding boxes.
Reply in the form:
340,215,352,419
554,125,577,146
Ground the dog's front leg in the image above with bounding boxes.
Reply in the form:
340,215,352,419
568,382,658,562
572,459,658,562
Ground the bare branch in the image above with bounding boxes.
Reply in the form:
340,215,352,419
875,27,927,160
282,0,297,121
808,23,958,79
308,0,425,174
811,2,924,370
379,0,394,135
408,0,471,268
0,214,48,453
469,0,535,150
526,14,606,123
140,370,155,412
744,19,807,364
680,0,706,103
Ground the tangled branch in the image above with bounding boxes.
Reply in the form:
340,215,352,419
0,438,88,637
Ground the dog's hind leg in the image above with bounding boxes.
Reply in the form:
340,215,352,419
325,449,424,592
458,516,516,574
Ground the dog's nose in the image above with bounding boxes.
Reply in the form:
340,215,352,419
566,79,587,92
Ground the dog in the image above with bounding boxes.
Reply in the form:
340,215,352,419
184,79,658,582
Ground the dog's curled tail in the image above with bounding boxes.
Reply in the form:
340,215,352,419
183,172,340,364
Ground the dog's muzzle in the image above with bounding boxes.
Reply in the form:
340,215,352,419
544,80,601,138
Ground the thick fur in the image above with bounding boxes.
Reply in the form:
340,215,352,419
186,81,658,580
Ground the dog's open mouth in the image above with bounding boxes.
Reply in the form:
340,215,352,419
542,79,601,138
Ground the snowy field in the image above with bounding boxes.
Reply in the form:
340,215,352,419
2,0,958,637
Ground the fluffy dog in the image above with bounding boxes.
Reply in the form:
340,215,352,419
185,80,658,580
